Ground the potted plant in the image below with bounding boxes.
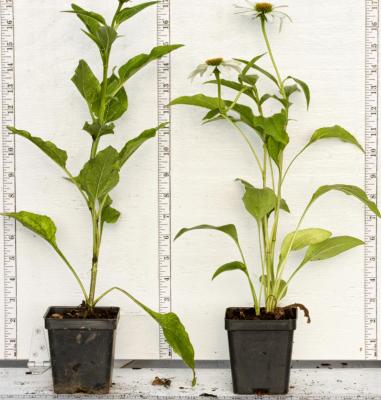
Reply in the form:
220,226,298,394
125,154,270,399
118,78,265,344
2,0,195,394
171,2,380,395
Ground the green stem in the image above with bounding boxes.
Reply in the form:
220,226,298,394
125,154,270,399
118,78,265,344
52,244,88,302
282,144,308,184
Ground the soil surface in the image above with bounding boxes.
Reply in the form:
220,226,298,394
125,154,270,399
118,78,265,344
226,306,297,321
48,305,119,320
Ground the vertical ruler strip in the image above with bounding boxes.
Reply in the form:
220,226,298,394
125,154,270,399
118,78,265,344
365,0,379,360
157,0,172,359
1,0,16,359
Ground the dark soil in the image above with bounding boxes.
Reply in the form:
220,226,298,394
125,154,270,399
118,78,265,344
226,303,311,322
48,304,118,320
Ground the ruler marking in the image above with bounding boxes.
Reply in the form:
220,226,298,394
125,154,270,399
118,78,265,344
157,0,172,359
1,0,17,359
365,0,379,360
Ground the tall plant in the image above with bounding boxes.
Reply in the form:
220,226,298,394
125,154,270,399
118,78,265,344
171,2,380,315
3,0,195,384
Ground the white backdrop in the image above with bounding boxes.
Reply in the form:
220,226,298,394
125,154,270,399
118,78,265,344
0,0,378,360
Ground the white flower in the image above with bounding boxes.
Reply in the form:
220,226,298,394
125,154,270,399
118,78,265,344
188,58,241,81
235,1,292,30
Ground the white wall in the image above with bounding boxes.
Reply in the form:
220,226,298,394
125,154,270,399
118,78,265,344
0,0,376,360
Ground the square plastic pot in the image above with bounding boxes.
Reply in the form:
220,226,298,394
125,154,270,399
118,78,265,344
225,307,297,395
44,306,120,394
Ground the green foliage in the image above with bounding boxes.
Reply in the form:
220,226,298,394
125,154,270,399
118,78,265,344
78,146,120,203
171,5,380,316
8,127,68,169
308,125,364,152
212,261,247,280
1,211,57,246
6,1,195,383
114,1,158,26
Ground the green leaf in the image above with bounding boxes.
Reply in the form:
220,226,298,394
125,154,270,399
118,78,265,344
307,125,364,153
284,84,300,98
144,310,196,385
72,60,100,113
175,224,240,247
115,288,196,386
280,228,332,260
119,124,163,167
78,146,120,203
202,109,220,121
253,113,289,145
8,127,67,168
235,53,267,75
242,185,277,223
237,179,289,214
119,45,183,83
83,122,115,139
101,196,121,225
309,184,381,217
266,136,285,168
239,74,259,86
103,76,128,123
115,1,157,26
301,236,364,266
68,4,105,35
170,94,220,111
286,76,310,108
212,261,247,280
235,58,279,87
1,211,57,246
95,25,118,52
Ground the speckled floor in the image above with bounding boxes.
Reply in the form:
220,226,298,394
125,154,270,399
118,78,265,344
0,366,380,399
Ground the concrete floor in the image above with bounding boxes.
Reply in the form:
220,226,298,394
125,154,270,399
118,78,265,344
0,365,380,399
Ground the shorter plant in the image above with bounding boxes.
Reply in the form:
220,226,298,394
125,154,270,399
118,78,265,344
171,2,380,316
2,0,195,384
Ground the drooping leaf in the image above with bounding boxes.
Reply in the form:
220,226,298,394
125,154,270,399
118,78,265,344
266,136,285,168
1,211,57,246
115,288,196,386
101,196,121,225
309,184,381,217
175,224,240,247
119,45,183,83
212,261,247,280
78,146,120,202
72,60,100,113
143,309,196,386
301,236,364,266
68,4,105,35
8,127,68,168
280,228,332,260
253,113,289,145
103,76,128,123
115,1,157,26
285,76,310,108
83,121,115,139
307,125,364,153
119,124,164,167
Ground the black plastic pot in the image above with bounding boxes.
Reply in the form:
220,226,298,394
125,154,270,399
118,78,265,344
225,307,297,395
44,306,120,394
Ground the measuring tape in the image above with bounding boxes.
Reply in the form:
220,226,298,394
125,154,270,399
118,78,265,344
364,0,379,360
1,0,16,359
157,0,172,359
